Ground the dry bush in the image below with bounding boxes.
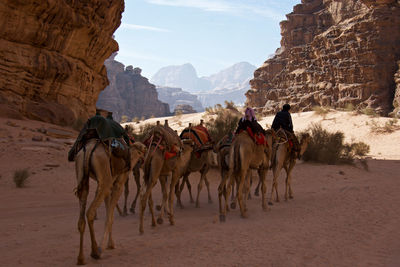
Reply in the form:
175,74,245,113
120,115,129,123
344,103,355,111
133,123,154,142
301,123,370,165
206,109,240,143
313,106,330,118
369,119,399,133
361,107,377,117
224,101,239,112
13,168,30,188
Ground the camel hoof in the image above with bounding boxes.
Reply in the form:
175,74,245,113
230,202,236,209
240,213,248,219
219,214,226,222
107,243,115,250
268,201,273,206
77,257,85,265
208,199,213,204
90,248,101,260
157,218,163,225
156,205,162,211
139,228,144,235
289,196,293,199
195,203,200,208
254,191,259,196
130,208,135,214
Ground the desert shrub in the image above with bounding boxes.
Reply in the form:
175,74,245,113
301,123,370,165
206,109,240,143
344,103,355,111
13,168,30,188
361,107,377,116
120,115,129,123
313,106,330,118
133,123,154,142
224,101,239,112
369,118,399,133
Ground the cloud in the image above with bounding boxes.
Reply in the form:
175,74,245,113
146,0,286,21
120,23,170,32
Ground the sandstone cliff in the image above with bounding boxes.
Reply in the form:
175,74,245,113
0,0,123,125
97,57,171,121
247,0,400,116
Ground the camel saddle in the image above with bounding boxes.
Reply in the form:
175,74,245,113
68,114,130,162
180,125,213,152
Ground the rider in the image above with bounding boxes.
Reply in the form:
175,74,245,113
271,104,301,158
235,107,264,135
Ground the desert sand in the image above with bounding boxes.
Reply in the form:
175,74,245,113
0,111,399,266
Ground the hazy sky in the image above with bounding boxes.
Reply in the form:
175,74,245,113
114,0,300,78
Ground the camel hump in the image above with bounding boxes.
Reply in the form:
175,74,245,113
145,125,182,151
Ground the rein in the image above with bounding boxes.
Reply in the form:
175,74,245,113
275,128,288,145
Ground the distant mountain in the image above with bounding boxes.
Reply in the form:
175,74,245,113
156,86,204,113
204,62,256,91
151,62,256,108
151,63,211,92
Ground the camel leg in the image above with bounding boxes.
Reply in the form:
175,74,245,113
218,168,231,222
237,169,248,218
285,161,295,200
116,178,129,216
157,175,168,224
258,168,268,211
243,171,251,212
130,169,141,214
185,176,194,203
168,171,181,225
87,180,111,260
76,178,89,265
101,172,129,251
148,191,156,227
254,174,261,197
175,175,185,209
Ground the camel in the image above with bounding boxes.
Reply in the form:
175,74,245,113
75,138,146,265
218,130,273,221
138,136,193,234
269,131,311,204
175,149,216,208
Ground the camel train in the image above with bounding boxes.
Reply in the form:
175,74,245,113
70,112,310,264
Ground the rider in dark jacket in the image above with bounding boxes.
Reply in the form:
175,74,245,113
271,104,294,132
271,104,301,158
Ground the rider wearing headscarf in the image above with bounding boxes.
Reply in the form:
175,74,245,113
235,107,264,135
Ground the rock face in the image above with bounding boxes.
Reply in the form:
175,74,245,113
0,0,124,125
247,0,400,116
174,104,197,115
156,86,204,112
97,57,171,121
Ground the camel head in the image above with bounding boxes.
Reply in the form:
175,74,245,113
299,133,311,157
130,142,147,162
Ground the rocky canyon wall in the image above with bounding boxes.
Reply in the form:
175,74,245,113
247,0,400,116
0,0,124,125
97,56,171,121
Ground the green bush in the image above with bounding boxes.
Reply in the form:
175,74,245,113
301,123,370,165
13,168,30,188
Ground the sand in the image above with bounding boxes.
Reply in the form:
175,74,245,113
1,111,399,266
